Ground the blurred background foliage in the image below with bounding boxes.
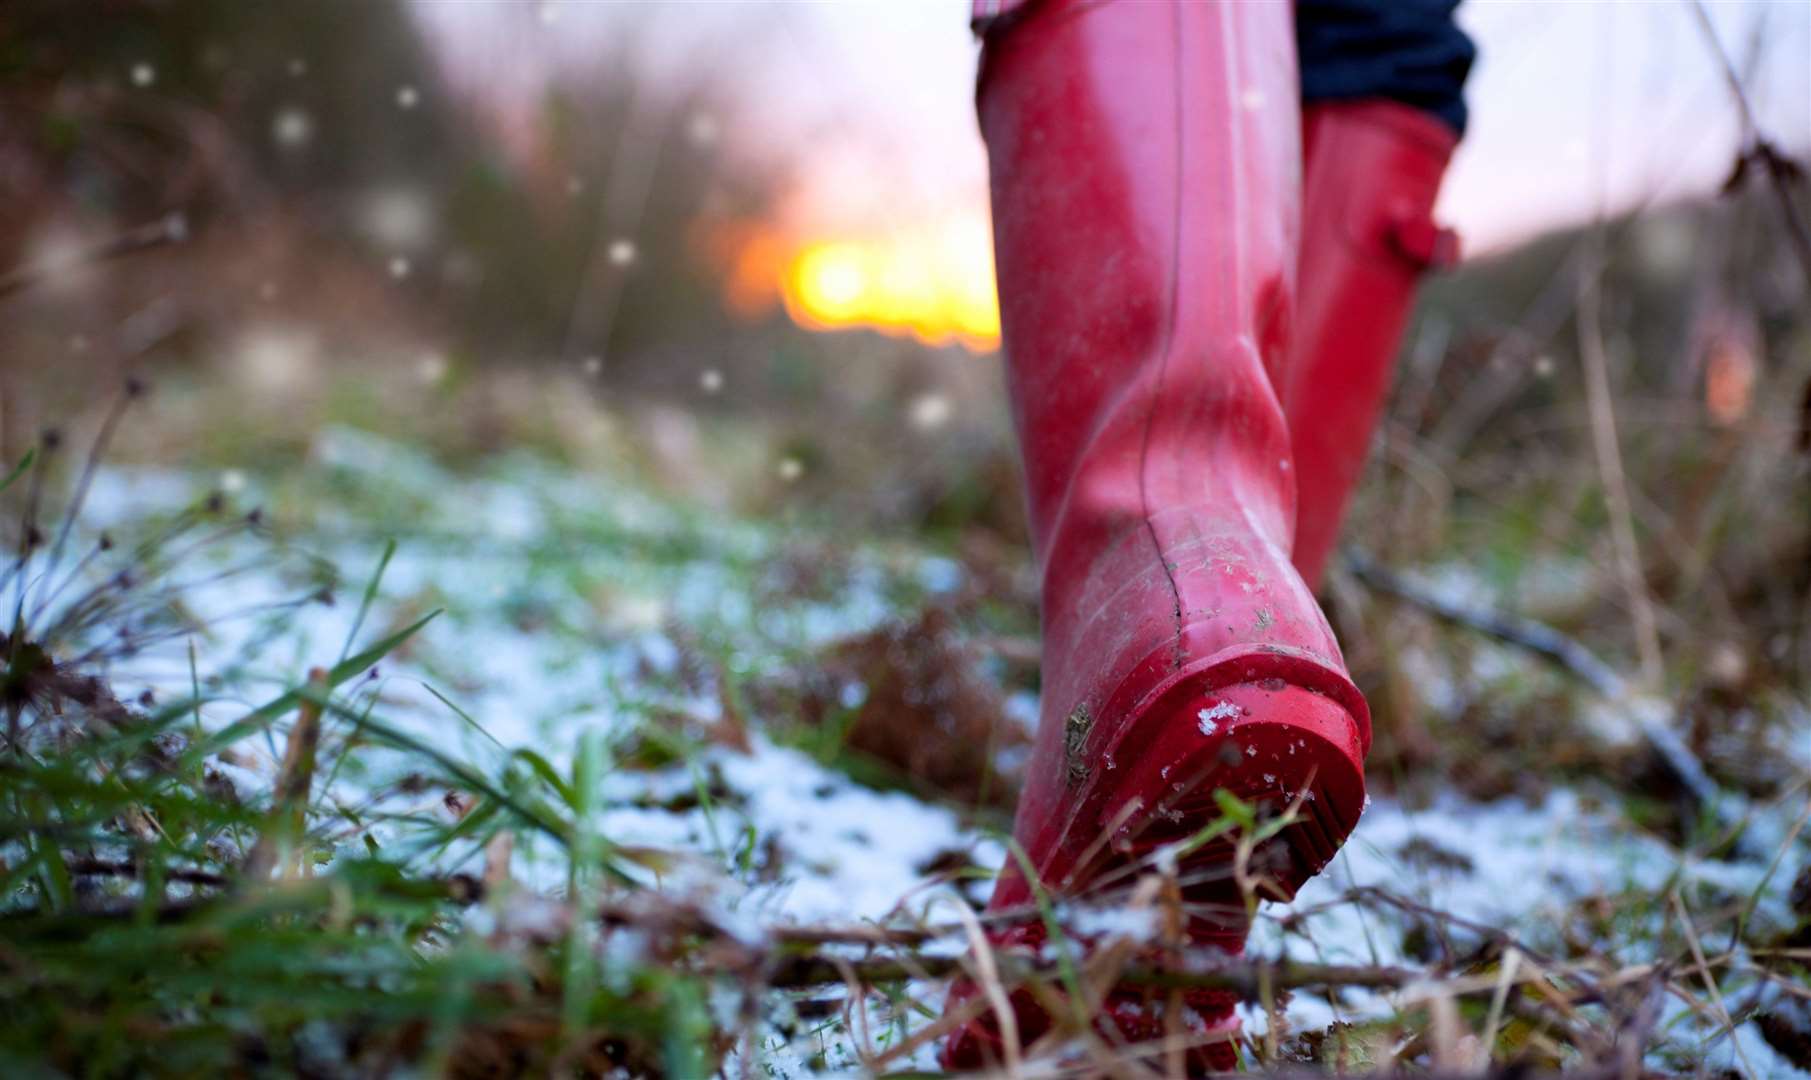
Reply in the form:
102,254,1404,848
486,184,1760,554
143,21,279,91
3,0,1016,542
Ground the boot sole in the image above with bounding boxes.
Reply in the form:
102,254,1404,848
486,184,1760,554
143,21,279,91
1043,669,1367,908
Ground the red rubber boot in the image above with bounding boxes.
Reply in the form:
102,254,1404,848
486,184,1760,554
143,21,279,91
945,1,1369,1071
1285,102,1460,589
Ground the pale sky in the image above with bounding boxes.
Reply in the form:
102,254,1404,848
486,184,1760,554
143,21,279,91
415,0,1811,255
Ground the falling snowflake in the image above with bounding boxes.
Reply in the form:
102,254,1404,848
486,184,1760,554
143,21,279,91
234,325,318,391
699,369,723,393
581,356,603,377
608,239,637,267
395,85,420,109
417,353,448,385
777,457,804,482
219,470,247,495
272,107,313,148
687,112,719,147
909,393,951,431
287,57,308,77
29,231,86,288
131,63,155,87
387,257,412,280
361,188,433,251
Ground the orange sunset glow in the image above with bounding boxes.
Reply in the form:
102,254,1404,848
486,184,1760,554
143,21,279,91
721,217,1002,352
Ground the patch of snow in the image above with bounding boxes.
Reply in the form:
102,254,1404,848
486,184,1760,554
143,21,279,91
85,440,1807,1076
1197,701,1239,736
717,738,973,923
1246,790,1803,1075
1064,905,1158,942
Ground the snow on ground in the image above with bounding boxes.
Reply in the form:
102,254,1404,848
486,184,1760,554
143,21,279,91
69,435,1810,1076
1265,793,1806,1076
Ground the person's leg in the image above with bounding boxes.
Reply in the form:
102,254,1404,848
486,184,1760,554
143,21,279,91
1285,0,1474,587
946,1,1369,1069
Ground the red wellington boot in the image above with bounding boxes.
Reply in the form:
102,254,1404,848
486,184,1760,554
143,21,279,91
945,1,1369,1071
1285,101,1460,589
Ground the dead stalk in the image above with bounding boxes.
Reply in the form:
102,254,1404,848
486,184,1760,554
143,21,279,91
1576,251,1665,687
242,667,327,882
1474,946,1522,1069
1669,890,1755,1078
949,897,1023,1077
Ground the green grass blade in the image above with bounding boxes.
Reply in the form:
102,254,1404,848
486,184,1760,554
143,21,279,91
0,449,36,496
185,610,441,763
338,538,396,664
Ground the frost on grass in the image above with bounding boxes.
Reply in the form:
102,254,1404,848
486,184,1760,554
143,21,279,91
28,429,1807,1077
1251,791,1808,1076
310,436,1802,1073
134,429,992,920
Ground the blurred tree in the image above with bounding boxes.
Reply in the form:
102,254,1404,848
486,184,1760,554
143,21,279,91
0,0,783,387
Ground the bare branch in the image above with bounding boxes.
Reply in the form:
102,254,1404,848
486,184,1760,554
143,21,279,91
0,213,189,304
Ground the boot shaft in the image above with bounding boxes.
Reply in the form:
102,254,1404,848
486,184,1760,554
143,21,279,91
979,0,1303,573
977,0,1366,910
1286,100,1460,588
943,6,1394,1068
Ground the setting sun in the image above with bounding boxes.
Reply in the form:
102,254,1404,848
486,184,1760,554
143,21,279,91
783,231,1000,351
711,215,1001,352
775,219,1001,352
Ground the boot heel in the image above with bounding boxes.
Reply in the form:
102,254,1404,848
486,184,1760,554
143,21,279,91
1082,680,1366,904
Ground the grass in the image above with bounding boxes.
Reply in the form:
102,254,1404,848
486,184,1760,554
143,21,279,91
0,401,982,1077
1,330,1808,1078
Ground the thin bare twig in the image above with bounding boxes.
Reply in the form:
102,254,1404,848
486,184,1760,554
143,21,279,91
1576,231,1665,688
241,668,327,882
1345,549,1724,816
1685,0,1811,287
948,896,1022,1075
1670,890,1756,1078
1474,946,1521,1069
0,213,188,303
759,953,1421,995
